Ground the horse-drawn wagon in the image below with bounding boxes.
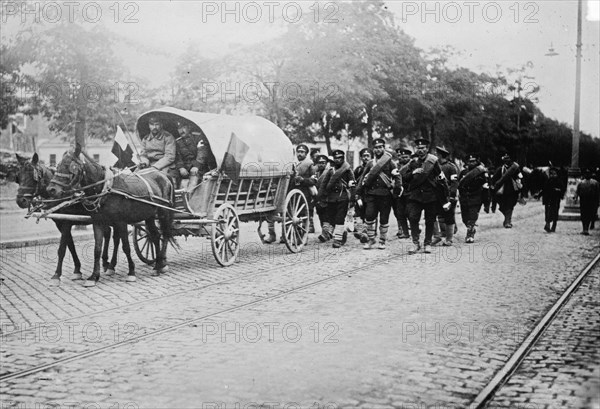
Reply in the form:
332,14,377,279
23,108,310,280
131,107,310,266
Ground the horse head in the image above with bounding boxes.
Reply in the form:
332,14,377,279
15,153,53,209
47,145,105,199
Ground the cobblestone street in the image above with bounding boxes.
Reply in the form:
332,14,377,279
1,205,599,408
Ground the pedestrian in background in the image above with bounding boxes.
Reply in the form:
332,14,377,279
492,153,522,228
434,145,459,246
575,169,600,235
538,166,563,233
313,154,331,236
353,148,373,243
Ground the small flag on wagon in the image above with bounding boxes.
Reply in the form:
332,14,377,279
110,126,136,169
221,132,249,182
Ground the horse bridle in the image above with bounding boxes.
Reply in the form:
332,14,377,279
18,163,45,199
51,156,86,193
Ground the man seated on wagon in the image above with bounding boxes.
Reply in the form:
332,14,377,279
174,120,215,190
138,116,178,181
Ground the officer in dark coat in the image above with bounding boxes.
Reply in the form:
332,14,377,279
353,148,372,242
318,150,355,248
402,138,444,253
458,154,490,243
435,145,459,245
492,153,522,228
538,166,564,232
357,138,401,250
394,147,412,239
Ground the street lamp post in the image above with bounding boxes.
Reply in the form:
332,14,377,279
559,0,583,220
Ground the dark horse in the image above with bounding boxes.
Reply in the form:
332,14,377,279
15,153,121,285
47,146,175,287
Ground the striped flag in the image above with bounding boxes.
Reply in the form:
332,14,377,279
221,132,249,182
110,126,135,169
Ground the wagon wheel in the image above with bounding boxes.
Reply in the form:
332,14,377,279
133,224,162,265
211,203,240,267
282,189,309,253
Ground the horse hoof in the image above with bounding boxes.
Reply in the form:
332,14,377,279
126,275,137,282
158,265,169,274
83,280,97,288
150,270,160,277
49,278,61,287
72,273,83,281
106,268,115,276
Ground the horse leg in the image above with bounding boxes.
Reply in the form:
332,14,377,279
83,223,104,287
116,223,136,282
65,225,83,280
105,227,119,277
50,222,70,285
145,220,162,276
102,226,111,272
156,210,172,275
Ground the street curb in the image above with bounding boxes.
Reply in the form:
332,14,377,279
0,233,95,249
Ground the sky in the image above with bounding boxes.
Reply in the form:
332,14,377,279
2,0,599,137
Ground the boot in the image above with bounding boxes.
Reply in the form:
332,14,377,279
341,231,348,245
309,217,315,234
431,221,442,246
332,226,344,248
465,225,476,243
544,222,550,232
550,221,557,232
363,220,376,249
378,223,389,249
318,223,332,242
442,224,455,246
263,222,277,244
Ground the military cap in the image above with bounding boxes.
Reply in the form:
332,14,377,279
359,148,373,157
315,154,329,164
466,153,479,162
176,119,191,128
396,147,412,156
501,153,511,161
372,138,386,147
435,145,450,156
296,144,309,154
414,138,430,147
148,116,162,124
332,149,345,159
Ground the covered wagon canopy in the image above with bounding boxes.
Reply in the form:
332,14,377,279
136,107,296,177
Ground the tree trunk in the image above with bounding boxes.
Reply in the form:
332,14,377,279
366,104,374,147
322,115,333,155
75,61,88,149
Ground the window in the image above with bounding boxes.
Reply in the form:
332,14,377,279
50,154,56,166
93,154,100,162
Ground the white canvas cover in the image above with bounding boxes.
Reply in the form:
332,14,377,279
136,107,295,177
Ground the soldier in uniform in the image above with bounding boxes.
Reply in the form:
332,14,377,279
174,120,215,189
353,148,373,242
402,138,444,253
293,144,317,234
394,147,412,239
458,154,490,243
435,145,459,246
313,154,331,236
317,150,355,247
264,143,316,244
357,138,401,250
138,116,177,180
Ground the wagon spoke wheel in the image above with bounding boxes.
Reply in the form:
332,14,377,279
211,204,240,267
133,224,160,265
282,189,309,253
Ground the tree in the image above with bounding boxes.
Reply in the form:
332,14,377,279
5,18,127,144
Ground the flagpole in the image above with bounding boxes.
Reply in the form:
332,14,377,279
114,107,142,162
